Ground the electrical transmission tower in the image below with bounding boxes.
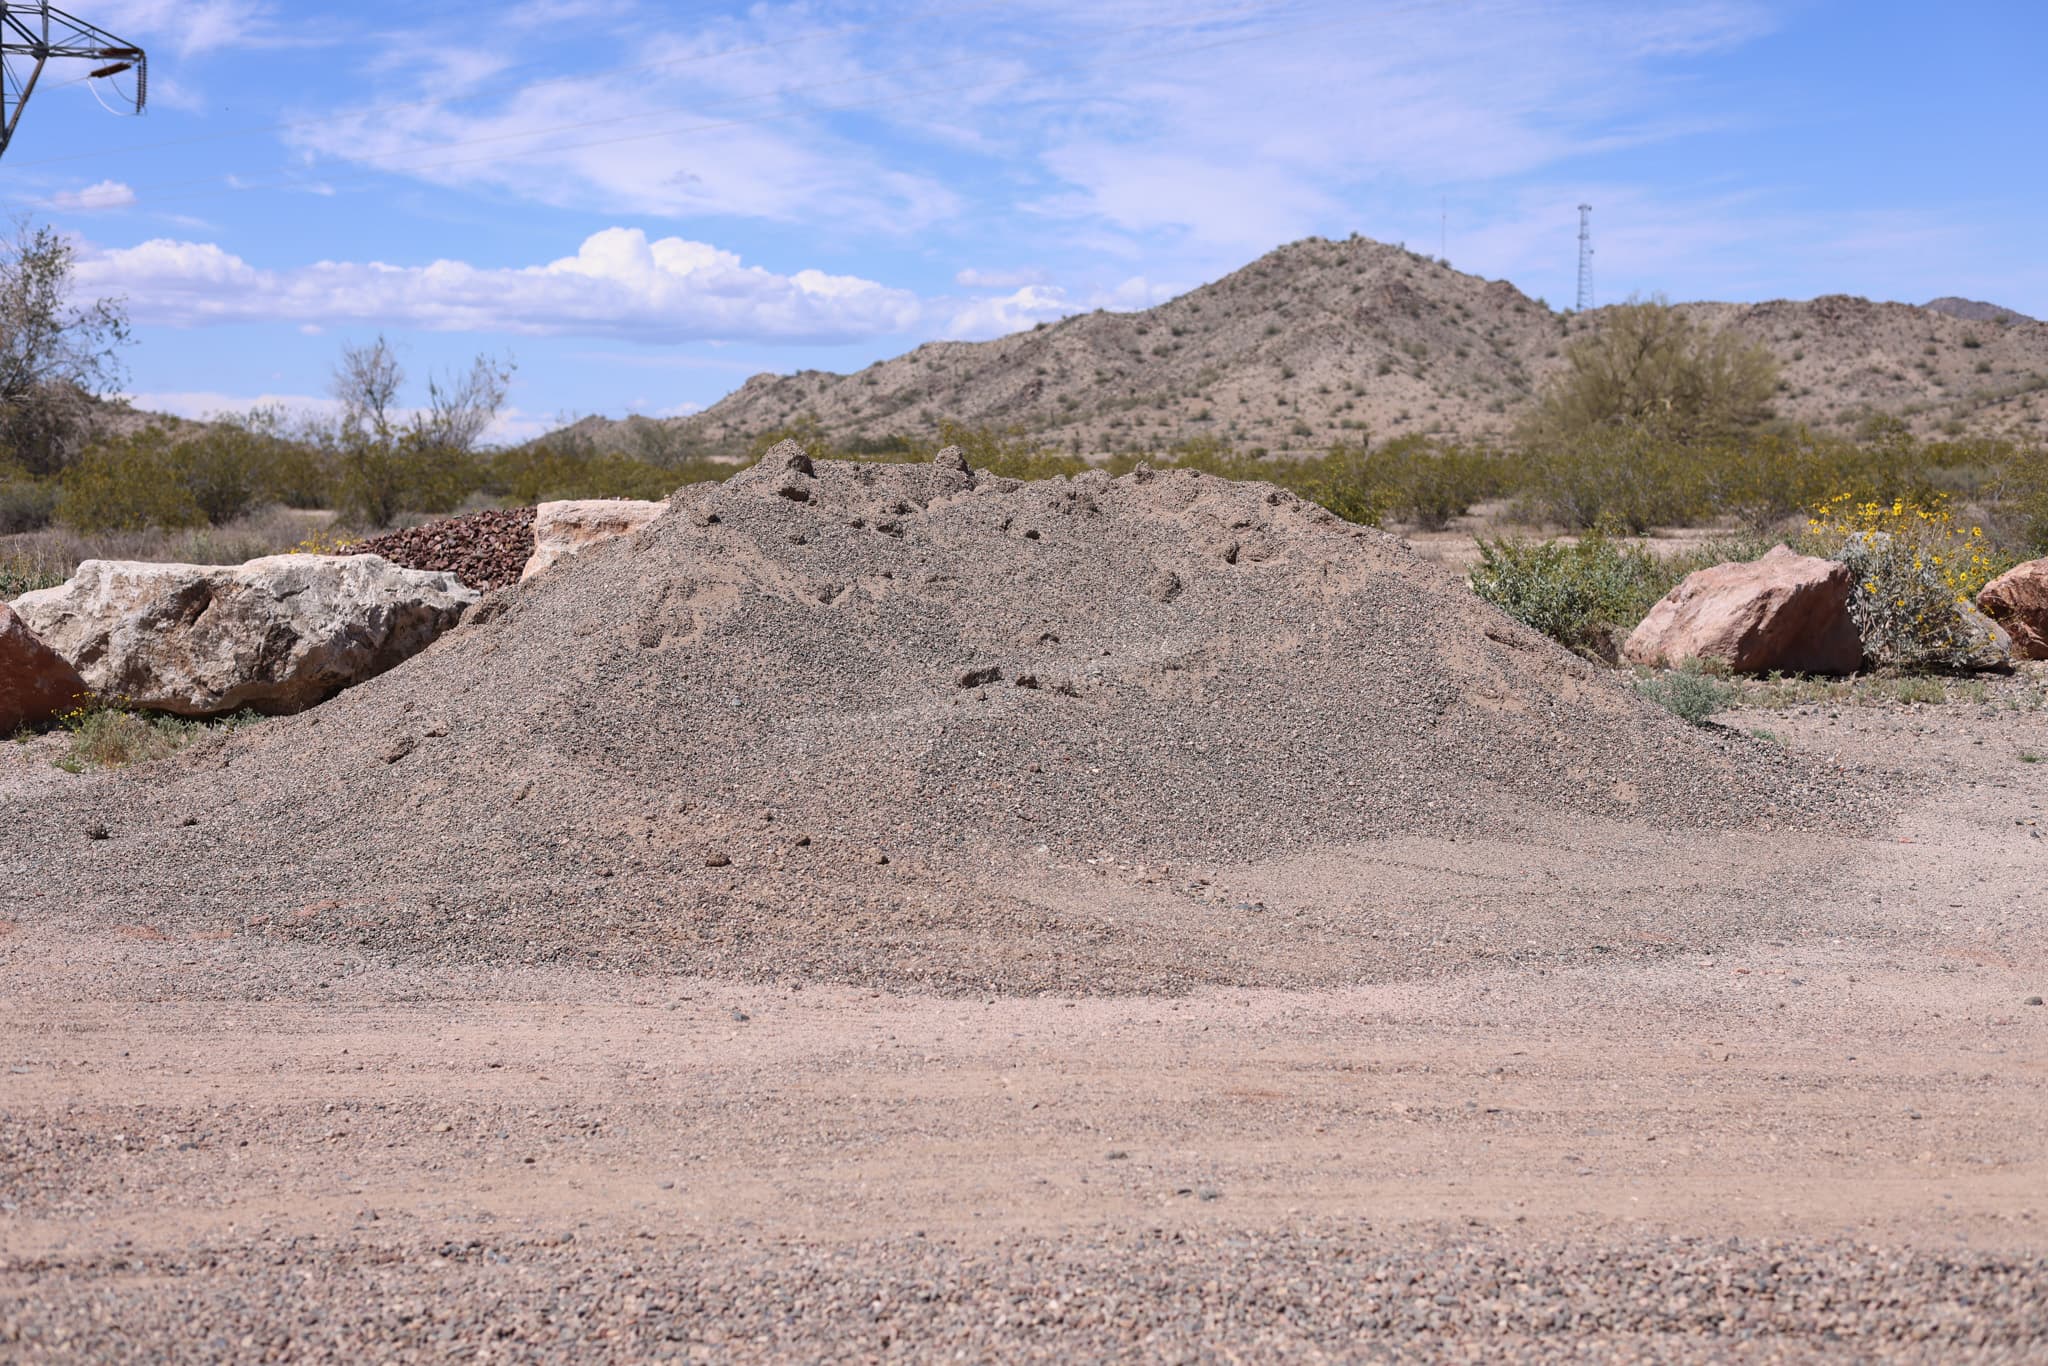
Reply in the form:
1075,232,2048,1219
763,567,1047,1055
0,2,145,161
1575,203,1594,313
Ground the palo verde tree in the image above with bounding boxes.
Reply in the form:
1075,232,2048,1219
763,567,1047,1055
1524,297,1778,446
0,219,131,475
330,334,512,527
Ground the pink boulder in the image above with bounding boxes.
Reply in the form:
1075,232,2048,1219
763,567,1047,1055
1977,558,2048,661
1624,545,1862,675
0,602,89,736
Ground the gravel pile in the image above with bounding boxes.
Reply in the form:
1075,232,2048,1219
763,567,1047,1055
6,1230,2041,1361
7,447,1878,992
348,506,536,591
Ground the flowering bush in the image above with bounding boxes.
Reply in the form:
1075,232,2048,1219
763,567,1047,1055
1806,494,2006,668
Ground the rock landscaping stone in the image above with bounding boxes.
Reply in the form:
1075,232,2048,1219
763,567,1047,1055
0,603,89,736
1624,545,1863,675
11,554,478,717
1977,557,2048,660
351,506,538,592
520,499,668,583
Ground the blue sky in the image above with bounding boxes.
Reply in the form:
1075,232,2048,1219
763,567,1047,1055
4,0,2044,443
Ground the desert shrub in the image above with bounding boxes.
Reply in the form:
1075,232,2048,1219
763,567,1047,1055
486,441,680,503
1377,435,1501,529
1468,534,1677,657
1984,443,2048,554
1523,298,1778,447
0,474,56,532
1808,493,2008,668
1635,660,1737,725
54,414,339,533
56,430,207,531
1514,427,1709,533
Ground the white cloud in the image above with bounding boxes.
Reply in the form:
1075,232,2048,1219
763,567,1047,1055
283,20,960,230
954,266,1047,289
93,1,277,56
50,180,136,212
1092,276,1187,312
75,228,922,344
943,285,1079,341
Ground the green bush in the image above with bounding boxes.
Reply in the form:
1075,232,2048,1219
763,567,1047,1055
57,430,208,531
0,475,57,533
486,441,681,503
1469,534,1678,658
1522,298,1778,446
1515,427,1709,533
53,414,343,532
1635,660,1737,725
1377,435,1501,529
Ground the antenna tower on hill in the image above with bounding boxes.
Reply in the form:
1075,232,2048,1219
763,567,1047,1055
0,2,146,160
1575,203,1594,312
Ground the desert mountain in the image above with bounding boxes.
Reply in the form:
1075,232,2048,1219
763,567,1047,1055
569,236,2048,459
1923,296,2036,326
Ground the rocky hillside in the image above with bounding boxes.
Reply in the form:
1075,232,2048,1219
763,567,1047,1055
574,236,2048,458
1924,297,2036,326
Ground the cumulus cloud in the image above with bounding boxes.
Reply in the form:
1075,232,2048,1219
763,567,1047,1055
75,228,923,344
942,285,1079,341
954,266,1047,289
941,273,1197,341
50,181,136,212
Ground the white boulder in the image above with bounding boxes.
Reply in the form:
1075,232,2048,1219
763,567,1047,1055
520,498,667,582
11,554,478,717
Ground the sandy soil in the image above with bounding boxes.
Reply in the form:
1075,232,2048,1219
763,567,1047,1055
2,690,2044,1360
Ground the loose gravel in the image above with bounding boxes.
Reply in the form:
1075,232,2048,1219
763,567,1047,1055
5,448,1882,993
349,505,537,591
7,1230,2042,1362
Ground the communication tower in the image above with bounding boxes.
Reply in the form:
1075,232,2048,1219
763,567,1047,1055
1575,203,1594,312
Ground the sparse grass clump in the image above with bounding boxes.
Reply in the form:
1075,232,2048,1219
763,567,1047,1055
51,702,263,772
1635,659,1737,725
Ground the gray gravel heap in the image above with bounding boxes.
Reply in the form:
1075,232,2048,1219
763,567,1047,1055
5,1229,2041,1362
8,447,1872,991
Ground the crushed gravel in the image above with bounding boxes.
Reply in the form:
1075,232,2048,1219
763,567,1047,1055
5,448,1886,993
348,506,537,591
6,1230,2042,1362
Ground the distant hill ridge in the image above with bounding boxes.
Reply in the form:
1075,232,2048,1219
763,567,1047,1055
1923,297,2036,326
557,235,2048,456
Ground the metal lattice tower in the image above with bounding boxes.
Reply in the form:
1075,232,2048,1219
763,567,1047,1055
1575,203,1594,312
0,2,146,160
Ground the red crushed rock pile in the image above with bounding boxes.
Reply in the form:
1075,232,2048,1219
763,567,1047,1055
350,507,537,591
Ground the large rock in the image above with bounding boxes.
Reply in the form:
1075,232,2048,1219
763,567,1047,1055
520,499,666,582
1978,558,2048,660
1624,544,1863,675
11,555,478,717
0,603,89,735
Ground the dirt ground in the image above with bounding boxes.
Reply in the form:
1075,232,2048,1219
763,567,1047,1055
2,686,2045,1361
